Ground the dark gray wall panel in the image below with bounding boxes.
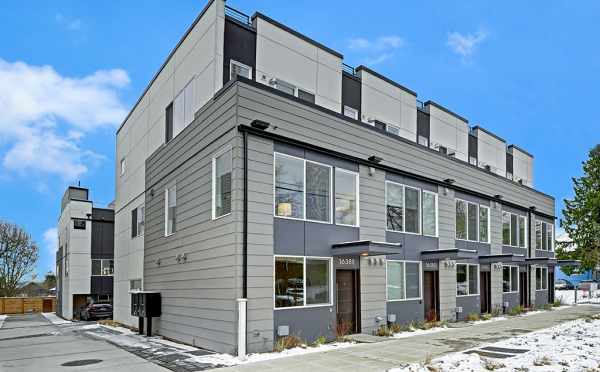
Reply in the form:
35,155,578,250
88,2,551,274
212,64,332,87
456,295,480,320
91,276,113,296
274,306,335,342
91,219,114,259
385,232,438,261
304,223,358,257
502,292,519,311
341,73,361,114
535,290,548,306
502,246,528,255
387,300,424,324
456,240,491,256
223,18,256,84
274,218,305,255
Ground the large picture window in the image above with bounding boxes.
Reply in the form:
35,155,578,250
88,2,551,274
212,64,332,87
165,185,177,236
536,267,548,290
92,259,114,276
274,256,331,308
457,263,479,296
212,147,232,219
536,220,554,251
503,266,519,293
387,181,436,236
335,169,359,226
502,211,527,248
455,199,490,243
386,261,422,301
274,153,332,223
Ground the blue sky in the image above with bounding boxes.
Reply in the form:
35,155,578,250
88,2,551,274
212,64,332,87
0,1,598,279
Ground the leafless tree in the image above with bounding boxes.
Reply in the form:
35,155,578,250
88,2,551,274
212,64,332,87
0,221,39,297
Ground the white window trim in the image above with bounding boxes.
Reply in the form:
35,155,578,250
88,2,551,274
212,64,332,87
120,158,126,176
164,186,175,237
343,105,359,120
502,265,520,294
502,211,528,248
134,205,145,238
230,59,252,80
334,167,360,227
422,190,438,237
535,266,549,291
385,260,423,302
385,181,425,236
211,145,233,220
455,198,490,243
91,259,114,277
273,255,333,310
273,152,333,225
456,263,480,297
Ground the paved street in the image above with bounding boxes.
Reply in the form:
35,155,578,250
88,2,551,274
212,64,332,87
0,313,167,372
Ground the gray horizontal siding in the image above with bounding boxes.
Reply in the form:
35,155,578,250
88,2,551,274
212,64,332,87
235,82,554,216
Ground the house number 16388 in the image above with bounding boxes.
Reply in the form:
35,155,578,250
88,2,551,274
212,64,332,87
338,258,355,265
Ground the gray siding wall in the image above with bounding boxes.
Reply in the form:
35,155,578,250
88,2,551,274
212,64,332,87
144,86,241,354
359,164,386,242
503,292,520,311
456,295,480,320
235,82,554,216
387,300,424,324
360,255,386,334
439,263,456,321
490,202,503,255
491,266,503,310
438,186,455,250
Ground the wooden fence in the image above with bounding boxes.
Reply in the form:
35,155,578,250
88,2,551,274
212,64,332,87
0,297,56,314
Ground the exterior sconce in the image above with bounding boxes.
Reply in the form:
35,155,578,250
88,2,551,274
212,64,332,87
176,252,187,264
443,187,449,196
155,258,161,266
150,188,155,197
369,166,375,176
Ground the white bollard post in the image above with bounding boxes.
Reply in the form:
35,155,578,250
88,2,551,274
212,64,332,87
237,298,248,359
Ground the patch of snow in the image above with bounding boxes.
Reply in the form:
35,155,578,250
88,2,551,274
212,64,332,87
556,289,600,305
0,315,7,328
390,315,600,371
41,312,72,325
393,325,450,339
469,316,508,325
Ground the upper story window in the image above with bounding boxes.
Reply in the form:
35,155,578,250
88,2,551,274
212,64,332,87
212,147,233,219
334,168,359,227
386,181,438,237
230,60,252,80
386,124,401,136
536,266,548,290
173,77,196,138
455,199,489,243
273,79,315,104
535,220,554,251
457,263,479,296
73,219,87,230
274,255,332,309
343,105,358,120
131,205,144,238
418,135,429,147
120,158,126,176
386,260,422,301
502,211,527,247
165,185,177,236
92,259,114,276
503,265,519,293
274,153,332,224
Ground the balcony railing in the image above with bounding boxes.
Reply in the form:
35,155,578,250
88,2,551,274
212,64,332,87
225,5,251,26
342,63,358,77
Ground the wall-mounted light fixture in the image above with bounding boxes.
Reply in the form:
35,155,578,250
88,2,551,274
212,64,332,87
155,258,161,266
368,155,383,163
369,166,376,176
250,120,270,131
444,178,455,185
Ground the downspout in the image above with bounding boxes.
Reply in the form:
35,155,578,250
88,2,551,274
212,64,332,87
243,130,248,298
527,210,532,307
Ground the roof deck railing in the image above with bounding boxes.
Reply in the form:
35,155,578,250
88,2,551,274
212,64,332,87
225,5,251,26
342,63,359,77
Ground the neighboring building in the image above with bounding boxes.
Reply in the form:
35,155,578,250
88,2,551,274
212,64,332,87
56,186,114,319
555,232,599,284
17,282,52,297
114,0,556,354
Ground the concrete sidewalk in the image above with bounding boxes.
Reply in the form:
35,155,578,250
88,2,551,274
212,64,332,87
217,305,600,372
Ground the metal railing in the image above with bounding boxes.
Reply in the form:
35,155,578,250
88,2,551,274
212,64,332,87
342,63,358,77
416,99,425,109
225,5,251,26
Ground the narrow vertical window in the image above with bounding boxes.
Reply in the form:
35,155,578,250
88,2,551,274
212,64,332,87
165,185,177,236
479,206,489,243
213,148,233,219
502,212,511,245
386,261,405,300
137,206,145,236
468,265,478,294
536,267,542,289
306,258,330,305
467,203,478,241
165,102,173,143
275,154,304,219
502,266,510,293
274,256,304,308
422,192,437,236
510,267,518,292
305,161,331,223
386,183,404,232
542,223,548,250
405,262,421,299
547,224,554,251
518,216,526,248
535,221,542,250
404,187,421,234
456,264,468,296
510,214,518,246
131,208,137,238
456,200,467,240
335,169,358,226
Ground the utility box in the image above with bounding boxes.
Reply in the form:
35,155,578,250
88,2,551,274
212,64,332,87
131,291,161,318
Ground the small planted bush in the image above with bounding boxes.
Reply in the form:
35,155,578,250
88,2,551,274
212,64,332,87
553,298,563,307
490,307,502,317
274,335,304,352
466,313,480,322
375,324,393,337
481,313,493,321
508,305,525,316
311,335,327,347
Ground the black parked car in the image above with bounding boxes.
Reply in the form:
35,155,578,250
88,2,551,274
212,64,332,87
79,303,113,321
554,279,575,290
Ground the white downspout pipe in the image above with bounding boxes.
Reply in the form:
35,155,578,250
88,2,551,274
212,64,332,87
237,298,248,358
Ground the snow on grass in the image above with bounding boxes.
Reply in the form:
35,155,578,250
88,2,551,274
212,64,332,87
393,325,450,339
41,312,72,325
391,314,600,372
556,289,600,305
0,315,7,328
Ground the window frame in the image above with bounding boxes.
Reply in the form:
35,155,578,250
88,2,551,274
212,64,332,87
229,59,252,80
273,152,333,225
479,205,490,243
172,76,197,138
211,145,233,220
502,211,528,248
91,259,114,277
273,255,333,310
455,199,490,243
422,190,438,237
73,218,87,230
502,265,520,293
334,168,360,227
343,105,359,120
164,185,177,237
386,260,423,302
456,263,480,297
385,181,430,236
536,266,548,290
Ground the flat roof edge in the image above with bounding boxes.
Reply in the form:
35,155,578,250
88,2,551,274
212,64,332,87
425,100,469,123
356,65,417,96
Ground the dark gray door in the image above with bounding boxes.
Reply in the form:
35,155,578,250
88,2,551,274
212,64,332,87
423,271,439,321
336,270,359,334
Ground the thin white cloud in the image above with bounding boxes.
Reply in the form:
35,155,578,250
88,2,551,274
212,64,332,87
348,35,404,66
43,228,58,254
0,58,129,182
55,13,83,31
447,30,488,57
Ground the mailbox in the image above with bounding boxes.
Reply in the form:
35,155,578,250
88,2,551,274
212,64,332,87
130,291,161,336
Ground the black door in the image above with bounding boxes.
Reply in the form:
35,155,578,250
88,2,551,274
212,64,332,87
480,271,491,313
423,271,439,321
519,272,528,307
336,270,359,334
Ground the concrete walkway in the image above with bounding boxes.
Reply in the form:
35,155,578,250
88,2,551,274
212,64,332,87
217,305,600,372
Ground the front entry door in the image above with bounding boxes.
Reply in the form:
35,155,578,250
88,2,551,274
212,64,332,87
480,271,491,313
519,272,528,307
548,270,555,304
336,270,359,334
423,271,439,321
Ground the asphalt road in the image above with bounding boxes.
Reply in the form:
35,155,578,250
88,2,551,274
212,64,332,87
0,313,168,372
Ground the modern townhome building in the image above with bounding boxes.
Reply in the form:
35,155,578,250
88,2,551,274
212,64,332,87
56,186,114,319
114,0,556,354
